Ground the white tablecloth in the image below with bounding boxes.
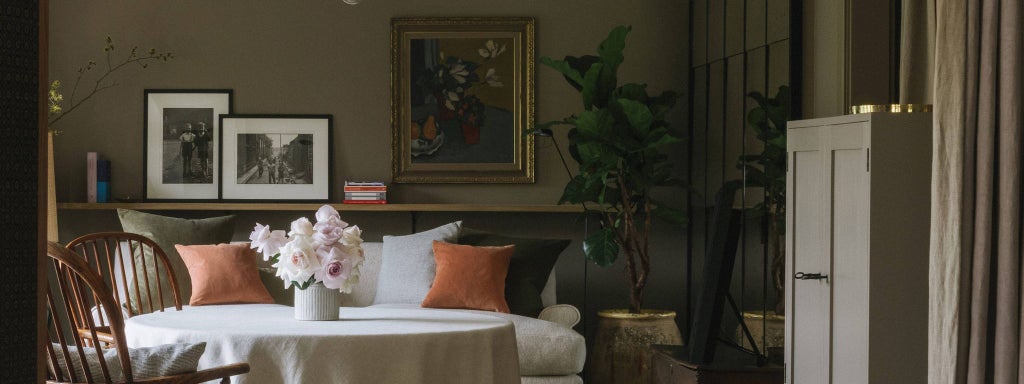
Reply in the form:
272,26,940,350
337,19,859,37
125,304,520,384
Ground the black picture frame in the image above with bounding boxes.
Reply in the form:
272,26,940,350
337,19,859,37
143,89,233,201
218,114,333,202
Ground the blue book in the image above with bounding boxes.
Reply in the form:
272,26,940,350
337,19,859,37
97,160,111,203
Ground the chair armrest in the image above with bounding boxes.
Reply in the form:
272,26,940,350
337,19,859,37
538,304,581,328
135,362,250,384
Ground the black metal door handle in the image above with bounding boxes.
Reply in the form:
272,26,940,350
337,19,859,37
794,272,828,280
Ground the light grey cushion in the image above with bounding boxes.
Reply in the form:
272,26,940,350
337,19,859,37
373,221,461,304
50,342,206,381
117,209,236,313
521,375,583,384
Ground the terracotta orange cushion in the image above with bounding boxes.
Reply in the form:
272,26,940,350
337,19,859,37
422,241,514,313
175,243,274,306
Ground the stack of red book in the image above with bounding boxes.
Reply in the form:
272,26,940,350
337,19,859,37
343,181,387,204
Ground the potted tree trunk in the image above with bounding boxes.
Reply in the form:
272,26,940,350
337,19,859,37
536,25,687,384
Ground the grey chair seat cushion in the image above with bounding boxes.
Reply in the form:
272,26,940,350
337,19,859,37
370,304,585,376
50,342,206,381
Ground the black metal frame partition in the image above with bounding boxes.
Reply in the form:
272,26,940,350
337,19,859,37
684,0,803,362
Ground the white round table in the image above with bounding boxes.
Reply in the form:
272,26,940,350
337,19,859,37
125,304,520,384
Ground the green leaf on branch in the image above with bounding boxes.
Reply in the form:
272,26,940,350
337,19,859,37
617,98,654,136
540,57,584,88
584,227,619,267
598,25,631,71
571,109,614,139
581,63,605,110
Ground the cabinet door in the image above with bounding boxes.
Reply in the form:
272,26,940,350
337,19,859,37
786,128,831,384
828,124,870,384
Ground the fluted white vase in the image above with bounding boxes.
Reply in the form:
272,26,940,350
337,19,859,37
293,282,340,321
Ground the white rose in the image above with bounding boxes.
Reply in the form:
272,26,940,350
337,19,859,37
272,236,319,288
339,225,363,246
289,217,314,237
314,204,345,226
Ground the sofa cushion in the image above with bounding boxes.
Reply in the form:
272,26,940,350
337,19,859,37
369,303,585,376
374,221,461,305
117,209,236,311
176,243,274,306
459,228,570,317
422,241,514,313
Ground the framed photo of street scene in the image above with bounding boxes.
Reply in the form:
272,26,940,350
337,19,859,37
144,89,233,201
391,17,535,183
219,114,332,201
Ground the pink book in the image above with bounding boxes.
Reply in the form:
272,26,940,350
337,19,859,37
86,152,97,203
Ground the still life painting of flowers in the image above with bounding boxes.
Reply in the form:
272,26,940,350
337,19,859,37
392,17,534,183
409,37,515,164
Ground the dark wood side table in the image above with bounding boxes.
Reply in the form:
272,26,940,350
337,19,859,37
650,344,783,384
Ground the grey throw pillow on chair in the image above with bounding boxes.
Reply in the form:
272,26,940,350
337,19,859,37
50,342,206,381
373,221,462,305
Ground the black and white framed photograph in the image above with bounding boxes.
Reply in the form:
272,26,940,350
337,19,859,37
144,89,233,200
219,114,332,201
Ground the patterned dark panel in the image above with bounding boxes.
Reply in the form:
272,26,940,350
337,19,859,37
0,0,41,381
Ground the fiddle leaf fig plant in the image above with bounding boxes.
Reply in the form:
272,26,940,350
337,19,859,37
532,25,686,313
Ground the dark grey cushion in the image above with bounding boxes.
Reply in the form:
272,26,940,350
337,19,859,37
459,228,570,317
117,209,235,312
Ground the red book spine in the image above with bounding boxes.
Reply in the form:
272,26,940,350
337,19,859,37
343,186,388,192
343,200,387,204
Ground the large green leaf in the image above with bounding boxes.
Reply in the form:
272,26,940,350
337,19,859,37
581,63,605,111
598,25,631,71
584,227,619,266
614,83,649,103
572,109,614,139
617,98,654,137
559,175,601,204
540,57,584,88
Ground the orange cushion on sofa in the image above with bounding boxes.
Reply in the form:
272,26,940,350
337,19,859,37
422,241,514,313
175,243,274,306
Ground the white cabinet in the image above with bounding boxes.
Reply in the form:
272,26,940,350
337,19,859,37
784,113,931,384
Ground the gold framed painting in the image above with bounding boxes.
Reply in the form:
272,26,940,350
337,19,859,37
391,17,535,183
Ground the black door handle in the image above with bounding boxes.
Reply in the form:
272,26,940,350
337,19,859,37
794,272,828,280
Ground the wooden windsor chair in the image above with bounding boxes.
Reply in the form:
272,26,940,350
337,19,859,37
45,241,249,383
65,232,184,319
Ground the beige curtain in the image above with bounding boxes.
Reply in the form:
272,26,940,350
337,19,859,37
928,0,1024,383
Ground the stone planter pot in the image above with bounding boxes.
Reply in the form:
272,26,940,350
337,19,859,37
736,310,785,363
587,309,683,384
293,282,340,321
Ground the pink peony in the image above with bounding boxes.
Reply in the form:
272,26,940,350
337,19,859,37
273,237,319,288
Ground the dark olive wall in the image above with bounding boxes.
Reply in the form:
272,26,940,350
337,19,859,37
51,0,690,338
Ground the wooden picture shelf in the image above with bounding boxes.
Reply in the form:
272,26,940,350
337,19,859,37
56,202,586,214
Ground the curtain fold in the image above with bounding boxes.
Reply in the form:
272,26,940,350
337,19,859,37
930,0,1024,383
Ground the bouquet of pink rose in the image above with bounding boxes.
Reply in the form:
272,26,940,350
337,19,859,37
248,205,364,293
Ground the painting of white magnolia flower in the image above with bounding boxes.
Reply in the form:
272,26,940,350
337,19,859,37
478,39,507,60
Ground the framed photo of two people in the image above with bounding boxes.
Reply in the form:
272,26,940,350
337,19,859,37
144,89,232,201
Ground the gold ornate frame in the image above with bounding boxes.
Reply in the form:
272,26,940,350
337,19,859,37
390,17,535,183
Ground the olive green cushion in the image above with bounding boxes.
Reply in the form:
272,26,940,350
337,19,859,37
117,209,236,312
459,228,570,317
